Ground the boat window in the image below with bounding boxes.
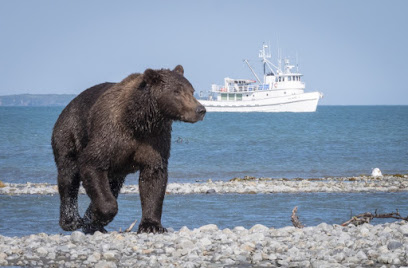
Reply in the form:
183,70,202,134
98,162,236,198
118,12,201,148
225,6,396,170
229,94,235,101
293,76,295,81
236,94,242,101
288,76,291,81
221,93,227,101
279,77,281,82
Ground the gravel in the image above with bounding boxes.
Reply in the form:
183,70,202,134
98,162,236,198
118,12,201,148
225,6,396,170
1,175,407,196
1,222,408,267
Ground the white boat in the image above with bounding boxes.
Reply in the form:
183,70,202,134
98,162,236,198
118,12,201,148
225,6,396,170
200,44,323,112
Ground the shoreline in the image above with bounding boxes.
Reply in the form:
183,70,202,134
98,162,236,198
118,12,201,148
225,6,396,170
1,175,408,267
1,222,407,267
1,175,407,196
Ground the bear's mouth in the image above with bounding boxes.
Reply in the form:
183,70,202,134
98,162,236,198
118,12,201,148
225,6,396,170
180,114,205,123
180,105,206,123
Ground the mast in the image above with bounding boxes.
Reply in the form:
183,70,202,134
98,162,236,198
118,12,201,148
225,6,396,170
258,43,271,83
243,43,280,85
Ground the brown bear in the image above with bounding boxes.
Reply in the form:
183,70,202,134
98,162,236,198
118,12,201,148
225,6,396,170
51,65,206,234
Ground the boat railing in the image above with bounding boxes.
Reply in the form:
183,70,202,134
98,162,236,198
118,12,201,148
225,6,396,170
212,82,307,93
212,84,260,93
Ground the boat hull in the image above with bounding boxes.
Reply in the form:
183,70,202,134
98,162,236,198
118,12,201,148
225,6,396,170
200,92,321,112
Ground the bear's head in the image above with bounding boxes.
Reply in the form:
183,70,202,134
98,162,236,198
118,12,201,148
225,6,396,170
142,65,206,123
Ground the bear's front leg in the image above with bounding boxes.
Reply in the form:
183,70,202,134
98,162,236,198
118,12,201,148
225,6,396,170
81,167,118,234
138,165,168,234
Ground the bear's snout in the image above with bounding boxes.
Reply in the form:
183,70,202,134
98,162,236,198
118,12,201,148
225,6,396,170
179,102,206,123
196,105,206,121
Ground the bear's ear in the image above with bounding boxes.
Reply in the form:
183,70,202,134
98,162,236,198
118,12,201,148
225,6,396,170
143,68,161,85
173,65,184,76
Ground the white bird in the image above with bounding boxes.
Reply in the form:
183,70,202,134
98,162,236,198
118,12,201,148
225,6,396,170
371,168,383,178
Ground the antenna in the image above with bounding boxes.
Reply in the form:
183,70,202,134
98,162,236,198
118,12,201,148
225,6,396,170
296,51,299,73
276,37,281,73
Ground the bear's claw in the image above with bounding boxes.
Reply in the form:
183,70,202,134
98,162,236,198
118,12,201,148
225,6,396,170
137,221,167,234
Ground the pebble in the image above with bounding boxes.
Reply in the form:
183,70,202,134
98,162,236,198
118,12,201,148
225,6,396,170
0,221,407,267
388,240,403,250
1,174,407,195
400,224,408,235
71,231,85,243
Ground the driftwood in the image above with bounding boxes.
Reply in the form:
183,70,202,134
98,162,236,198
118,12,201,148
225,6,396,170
341,210,408,226
119,219,138,233
291,206,304,228
291,207,408,228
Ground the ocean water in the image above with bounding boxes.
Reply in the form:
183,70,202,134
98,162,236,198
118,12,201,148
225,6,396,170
0,106,407,184
1,106,407,236
2,192,408,237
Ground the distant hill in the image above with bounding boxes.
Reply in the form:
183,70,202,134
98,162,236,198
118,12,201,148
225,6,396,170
0,94,76,106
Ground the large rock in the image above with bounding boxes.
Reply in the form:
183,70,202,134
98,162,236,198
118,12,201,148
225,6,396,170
199,224,218,232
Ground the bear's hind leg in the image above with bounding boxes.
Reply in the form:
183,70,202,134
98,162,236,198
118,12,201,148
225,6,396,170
58,165,83,231
109,174,126,199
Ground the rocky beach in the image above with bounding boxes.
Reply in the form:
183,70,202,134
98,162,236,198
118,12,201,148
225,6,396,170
1,222,408,267
1,174,408,267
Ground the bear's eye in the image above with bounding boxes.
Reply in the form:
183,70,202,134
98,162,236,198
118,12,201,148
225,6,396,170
174,88,181,95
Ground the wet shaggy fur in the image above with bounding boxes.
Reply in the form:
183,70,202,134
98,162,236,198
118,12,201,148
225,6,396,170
52,65,205,234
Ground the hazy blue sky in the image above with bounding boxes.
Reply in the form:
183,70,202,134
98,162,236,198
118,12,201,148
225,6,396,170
1,0,407,105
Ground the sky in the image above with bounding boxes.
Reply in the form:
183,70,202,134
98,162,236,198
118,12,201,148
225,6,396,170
0,0,407,105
